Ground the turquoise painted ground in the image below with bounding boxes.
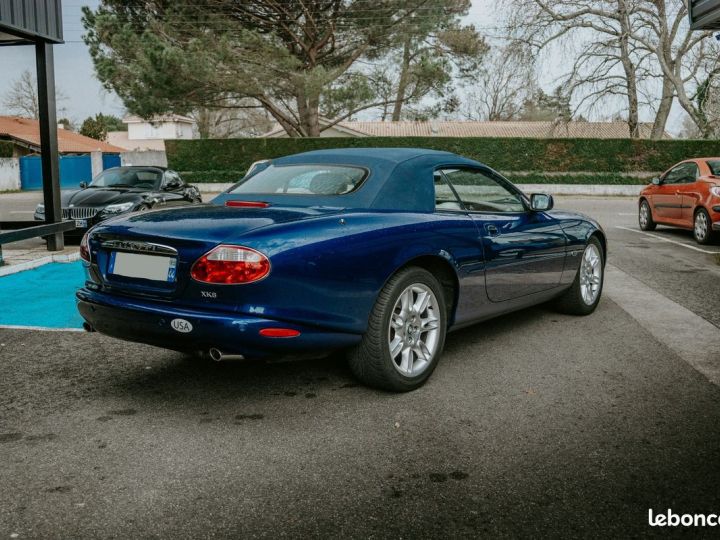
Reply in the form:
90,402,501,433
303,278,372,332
0,261,85,328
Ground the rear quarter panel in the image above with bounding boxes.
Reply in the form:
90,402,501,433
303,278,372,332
188,211,484,335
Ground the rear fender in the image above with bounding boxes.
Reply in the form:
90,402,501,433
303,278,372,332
223,212,477,334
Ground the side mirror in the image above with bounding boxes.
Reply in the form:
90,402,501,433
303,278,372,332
651,177,662,185
79,181,88,189
530,193,554,212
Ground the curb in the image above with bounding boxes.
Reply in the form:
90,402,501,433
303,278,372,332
198,183,232,193
0,251,81,277
517,184,643,196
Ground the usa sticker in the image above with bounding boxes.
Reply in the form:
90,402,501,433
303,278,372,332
170,318,193,333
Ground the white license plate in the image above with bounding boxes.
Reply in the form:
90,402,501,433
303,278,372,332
75,219,87,228
108,251,177,282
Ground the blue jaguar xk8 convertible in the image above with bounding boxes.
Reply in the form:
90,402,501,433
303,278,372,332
77,148,606,391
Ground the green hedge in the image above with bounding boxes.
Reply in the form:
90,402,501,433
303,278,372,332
167,136,720,175
0,141,13,158
180,170,246,183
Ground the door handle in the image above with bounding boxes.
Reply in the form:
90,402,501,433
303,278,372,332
485,224,499,236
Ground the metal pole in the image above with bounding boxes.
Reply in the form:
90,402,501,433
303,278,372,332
35,40,64,251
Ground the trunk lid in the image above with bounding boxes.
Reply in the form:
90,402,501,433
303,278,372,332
87,204,342,301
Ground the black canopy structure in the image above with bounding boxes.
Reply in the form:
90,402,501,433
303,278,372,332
690,0,720,30
0,0,74,260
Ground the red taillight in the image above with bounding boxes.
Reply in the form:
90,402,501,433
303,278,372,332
225,200,270,208
259,328,300,338
190,245,270,284
80,232,91,262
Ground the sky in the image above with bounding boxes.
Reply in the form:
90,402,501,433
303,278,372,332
0,0,688,134
0,0,124,125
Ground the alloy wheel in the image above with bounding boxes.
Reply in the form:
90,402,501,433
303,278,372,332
387,284,441,377
695,211,708,241
579,243,602,306
639,203,649,228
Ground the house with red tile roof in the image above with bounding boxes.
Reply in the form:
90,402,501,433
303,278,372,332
0,116,125,156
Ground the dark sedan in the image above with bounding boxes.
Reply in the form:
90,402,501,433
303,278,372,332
34,166,202,239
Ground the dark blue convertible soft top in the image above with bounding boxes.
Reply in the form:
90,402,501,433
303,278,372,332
215,148,490,212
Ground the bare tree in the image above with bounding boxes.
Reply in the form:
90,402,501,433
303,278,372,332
507,0,717,139
2,70,67,119
192,99,274,138
462,44,535,121
507,0,649,138
632,0,716,138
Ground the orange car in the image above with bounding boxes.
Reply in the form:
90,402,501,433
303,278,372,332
638,158,720,244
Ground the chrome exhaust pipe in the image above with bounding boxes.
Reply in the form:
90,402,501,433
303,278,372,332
208,347,245,362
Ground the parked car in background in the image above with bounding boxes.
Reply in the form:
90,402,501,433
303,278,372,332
77,148,606,392
639,158,720,244
34,166,202,240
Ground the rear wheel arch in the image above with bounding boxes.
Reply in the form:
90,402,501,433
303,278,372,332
392,255,459,326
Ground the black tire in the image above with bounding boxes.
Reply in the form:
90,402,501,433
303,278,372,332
639,199,656,231
553,236,604,316
693,208,715,245
348,267,447,392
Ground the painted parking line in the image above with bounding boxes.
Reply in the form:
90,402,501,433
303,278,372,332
605,264,720,387
0,324,84,332
615,226,720,254
9,210,35,214
617,212,636,216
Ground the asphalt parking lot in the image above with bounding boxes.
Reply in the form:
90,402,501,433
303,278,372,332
1,195,719,538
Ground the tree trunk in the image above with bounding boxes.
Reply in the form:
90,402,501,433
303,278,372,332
651,76,674,139
391,38,412,122
618,0,639,138
296,89,321,137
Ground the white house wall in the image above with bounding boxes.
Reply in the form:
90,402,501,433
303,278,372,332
0,158,20,191
127,122,194,141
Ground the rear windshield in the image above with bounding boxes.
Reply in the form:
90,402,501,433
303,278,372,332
707,160,720,176
229,164,367,196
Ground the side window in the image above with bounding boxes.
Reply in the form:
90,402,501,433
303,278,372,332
433,170,462,211
685,163,699,183
664,163,697,184
441,168,525,213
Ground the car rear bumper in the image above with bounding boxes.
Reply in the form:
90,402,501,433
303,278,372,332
76,288,361,358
